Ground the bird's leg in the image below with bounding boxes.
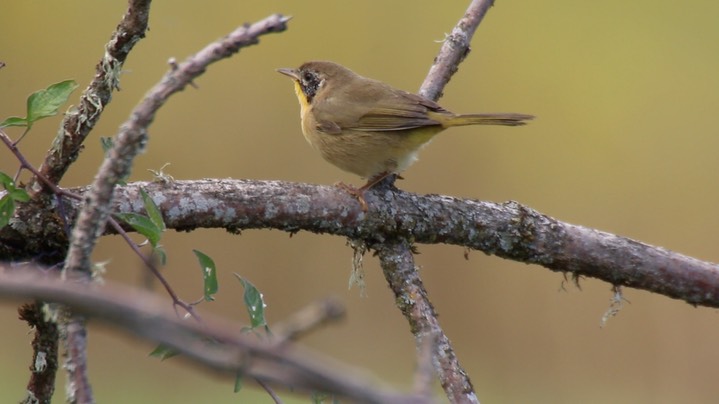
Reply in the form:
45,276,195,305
336,171,395,211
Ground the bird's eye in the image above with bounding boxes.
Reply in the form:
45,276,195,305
302,71,315,83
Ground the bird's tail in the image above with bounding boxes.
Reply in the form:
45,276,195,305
445,113,534,127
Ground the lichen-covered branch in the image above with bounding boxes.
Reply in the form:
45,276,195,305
18,302,59,404
34,0,153,190
65,179,719,309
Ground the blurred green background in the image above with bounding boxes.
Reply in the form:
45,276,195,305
2,1,719,403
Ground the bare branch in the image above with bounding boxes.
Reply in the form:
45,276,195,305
419,0,495,101
0,269,431,404
413,333,438,399
63,314,94,403
376,239,476,403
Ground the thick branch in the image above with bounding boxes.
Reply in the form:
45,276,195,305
67,179,719,308
0,269,429,404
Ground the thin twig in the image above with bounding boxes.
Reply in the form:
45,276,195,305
255,378,283,404
107,218,199,320
0,130,75,198
272,297,346,344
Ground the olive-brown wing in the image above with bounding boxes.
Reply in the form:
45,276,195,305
311,79,447,133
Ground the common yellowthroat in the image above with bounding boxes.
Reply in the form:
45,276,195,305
278,60,533,210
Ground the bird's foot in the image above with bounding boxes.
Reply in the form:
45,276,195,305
335,182,369,211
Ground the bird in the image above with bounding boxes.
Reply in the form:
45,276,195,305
277,60,533,210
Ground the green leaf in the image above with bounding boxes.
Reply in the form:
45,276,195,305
0,171,16,191
1,80,77,131
153,246,167,266
311,391,338,404
149,344,179,360
0,172,28,230
0,116,28,128
26,80,78,126
0,196,14,229
234,274,267,329
141,188,165,232
193,250,218,302
115,212,161,247
9,188,30,202
233,372,243,393
0,172,15,190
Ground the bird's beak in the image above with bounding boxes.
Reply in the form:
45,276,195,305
276,67,299,80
